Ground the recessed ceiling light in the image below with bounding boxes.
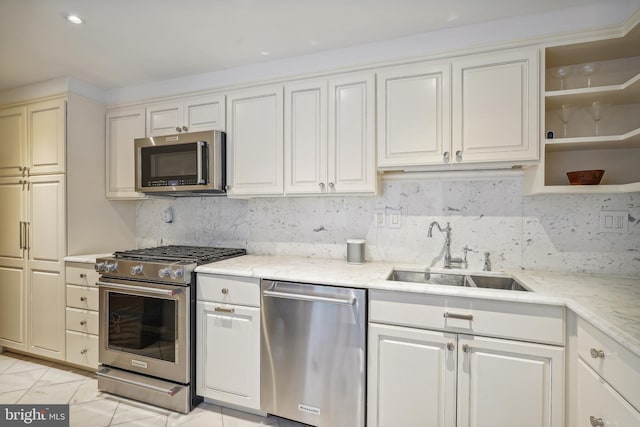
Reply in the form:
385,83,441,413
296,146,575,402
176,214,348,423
65,15,84,24
260,51,270,56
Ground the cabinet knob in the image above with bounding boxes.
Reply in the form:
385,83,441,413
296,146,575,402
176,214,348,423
455,150,462,159
176,126,182,132
80,296,87,302
443,151,450,161
182,126,188,132
225,185,231,191
80,273,87,279
589,416,604,427
590,348,605,359
446,342,455,351
80,349,88,355
221,288,229,294
328,182,335,189
319,182,325,190
462,344,471,353
80,320,87,326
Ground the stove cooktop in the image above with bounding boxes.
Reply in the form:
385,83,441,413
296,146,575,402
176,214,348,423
113,245,246,264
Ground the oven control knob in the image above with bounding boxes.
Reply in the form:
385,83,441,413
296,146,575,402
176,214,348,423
105,263,118,273
158,267,171,278
170,268,184,279
130,264,144,275
95,262,106,273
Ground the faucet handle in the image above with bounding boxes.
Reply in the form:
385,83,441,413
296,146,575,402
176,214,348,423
462,246,470,268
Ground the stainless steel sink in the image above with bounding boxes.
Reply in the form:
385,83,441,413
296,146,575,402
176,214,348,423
387,270,467,286
468,275,528,291
386,269,528,291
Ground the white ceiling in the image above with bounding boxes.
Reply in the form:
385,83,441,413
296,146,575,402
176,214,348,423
0,0,633,92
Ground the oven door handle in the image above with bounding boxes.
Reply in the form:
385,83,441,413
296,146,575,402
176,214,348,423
196,140,206,184
96,368,182,396
96,281,182,296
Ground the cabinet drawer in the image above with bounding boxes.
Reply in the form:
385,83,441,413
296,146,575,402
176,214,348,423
577,358,640,425
65,307,99,335
66,330,99,370
369,290,564,345
66,265,100,286
577,317,640,409
197,274,260,307
66,284,99,311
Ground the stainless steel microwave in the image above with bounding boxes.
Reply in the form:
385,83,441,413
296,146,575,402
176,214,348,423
135,130,225,194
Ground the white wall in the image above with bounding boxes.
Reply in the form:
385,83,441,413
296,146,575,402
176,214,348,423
136,176,640,276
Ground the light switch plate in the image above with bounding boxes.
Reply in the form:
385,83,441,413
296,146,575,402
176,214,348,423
374,210,386,228
599,210,628,233
388,208,401,229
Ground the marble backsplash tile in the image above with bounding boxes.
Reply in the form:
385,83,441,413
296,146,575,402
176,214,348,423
136,177,640,277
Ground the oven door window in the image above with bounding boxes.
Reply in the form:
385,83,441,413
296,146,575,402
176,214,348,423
107,292,176,363
140,142,207,187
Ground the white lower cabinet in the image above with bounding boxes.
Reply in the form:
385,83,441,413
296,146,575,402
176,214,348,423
368,291,565,427
197,274,261,410
64,261,100,369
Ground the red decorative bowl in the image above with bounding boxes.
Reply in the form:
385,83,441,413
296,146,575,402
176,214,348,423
566,170,604,185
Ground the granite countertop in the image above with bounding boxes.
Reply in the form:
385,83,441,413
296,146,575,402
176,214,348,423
196,255,640,358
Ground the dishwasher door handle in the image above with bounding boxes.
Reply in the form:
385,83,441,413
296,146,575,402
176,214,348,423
263,287,356,306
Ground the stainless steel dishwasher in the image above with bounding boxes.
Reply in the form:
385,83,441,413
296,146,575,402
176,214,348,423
261,280,366,427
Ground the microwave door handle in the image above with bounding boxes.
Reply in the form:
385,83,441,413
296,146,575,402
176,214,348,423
196,141,205,184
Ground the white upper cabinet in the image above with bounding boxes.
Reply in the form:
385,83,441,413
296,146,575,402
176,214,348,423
146,94,225,136
328,71,376,194
0,99,65,177
0,106,27,177
106,106,146,199
377,62,451,168
27,99,66,175
452,48,539,164
284,79,328,195
226,85,284,197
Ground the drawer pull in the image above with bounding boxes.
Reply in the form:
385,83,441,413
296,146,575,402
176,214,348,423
80,296,87,302
80,349,88,355
214,306,235,313
80,273,87,278
80,320,87,326
446,342,455,351
221,288,229,294
444,312,473,321
590,348,605,359
589,416,604,427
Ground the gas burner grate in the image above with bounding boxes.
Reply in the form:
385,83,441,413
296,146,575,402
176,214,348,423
113,245,246,264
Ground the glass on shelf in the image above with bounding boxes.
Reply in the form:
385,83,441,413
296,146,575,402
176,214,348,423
557,104,575,137
551,66,574,90
579,63,600,88
585,101,608,136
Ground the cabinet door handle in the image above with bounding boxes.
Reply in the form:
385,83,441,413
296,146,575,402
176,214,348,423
462,344,471,353
590,348,605,359
24,222,29,250
446,342,455,351
444,312,473,321
19,221,24,249
80,349,88,355
589,416,604,427
214,306,235,313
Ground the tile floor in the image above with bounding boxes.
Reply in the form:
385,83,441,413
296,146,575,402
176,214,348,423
0,351,307,427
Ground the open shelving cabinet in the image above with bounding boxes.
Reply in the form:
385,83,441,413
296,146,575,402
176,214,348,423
524,21,640,194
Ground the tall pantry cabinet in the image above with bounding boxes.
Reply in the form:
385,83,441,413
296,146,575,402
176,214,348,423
0,93,136,361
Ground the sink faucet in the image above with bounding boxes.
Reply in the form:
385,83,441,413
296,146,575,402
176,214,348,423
428,221,468,269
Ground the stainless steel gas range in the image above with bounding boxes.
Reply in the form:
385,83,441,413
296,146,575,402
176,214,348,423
94,245,245,413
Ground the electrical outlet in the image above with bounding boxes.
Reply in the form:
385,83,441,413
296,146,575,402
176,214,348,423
599,210,628,233
389,208,402,229
374,210,386,228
